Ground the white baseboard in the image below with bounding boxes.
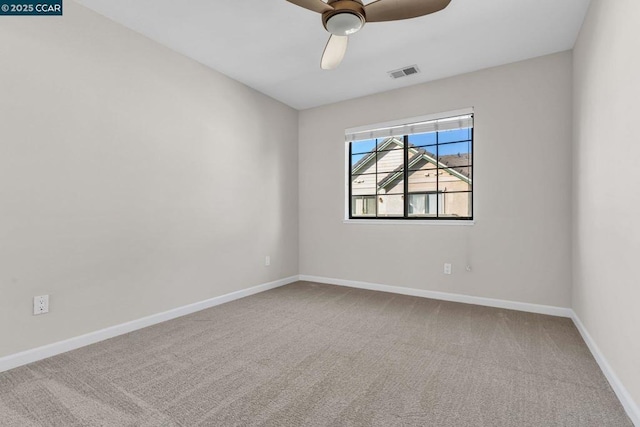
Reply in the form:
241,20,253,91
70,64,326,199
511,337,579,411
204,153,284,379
571,312,640,426
3,274,637,426
0,275,299,373
299,275,573,318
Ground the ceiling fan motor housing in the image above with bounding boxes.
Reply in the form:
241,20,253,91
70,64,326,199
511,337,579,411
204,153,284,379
323,0,366,36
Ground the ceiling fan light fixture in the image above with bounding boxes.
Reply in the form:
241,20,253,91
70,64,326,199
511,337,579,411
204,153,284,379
286,0,452,70
325,12,364,36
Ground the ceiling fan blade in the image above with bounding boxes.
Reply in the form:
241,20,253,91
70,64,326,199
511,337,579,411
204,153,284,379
365,0,451,23
286,0,333,14
321,35,348,70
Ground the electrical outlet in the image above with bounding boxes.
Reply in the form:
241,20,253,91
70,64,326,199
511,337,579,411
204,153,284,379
265,256,271,266
444,263,452,275
33,295,49,315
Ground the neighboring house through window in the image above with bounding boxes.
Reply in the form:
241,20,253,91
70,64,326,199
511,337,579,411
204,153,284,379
346,110,473,220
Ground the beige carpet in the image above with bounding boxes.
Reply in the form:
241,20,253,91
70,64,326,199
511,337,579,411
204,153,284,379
0,281,632,426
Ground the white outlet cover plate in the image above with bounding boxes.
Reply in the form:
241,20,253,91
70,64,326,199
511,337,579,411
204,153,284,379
33,295,49,315
444,264,452,275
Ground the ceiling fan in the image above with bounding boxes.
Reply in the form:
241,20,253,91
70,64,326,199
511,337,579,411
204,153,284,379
286,0,452,70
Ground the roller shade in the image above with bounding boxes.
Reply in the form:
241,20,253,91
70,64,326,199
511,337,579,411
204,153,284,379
346,113,473,142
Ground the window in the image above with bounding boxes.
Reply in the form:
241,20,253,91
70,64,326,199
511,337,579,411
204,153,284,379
347,110,473,220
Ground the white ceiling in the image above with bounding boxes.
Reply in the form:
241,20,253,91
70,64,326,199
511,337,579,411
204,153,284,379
75,0,591,110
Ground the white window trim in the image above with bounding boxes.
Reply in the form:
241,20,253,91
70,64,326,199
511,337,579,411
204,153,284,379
345,107,474,140
343,219,475,226
344,108,475,225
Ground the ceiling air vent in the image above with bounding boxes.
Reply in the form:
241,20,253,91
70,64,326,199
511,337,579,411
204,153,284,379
388,65,420,79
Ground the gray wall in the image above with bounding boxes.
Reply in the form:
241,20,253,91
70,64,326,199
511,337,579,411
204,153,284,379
0,2,299,357
573,0,640,409
299,52,573,308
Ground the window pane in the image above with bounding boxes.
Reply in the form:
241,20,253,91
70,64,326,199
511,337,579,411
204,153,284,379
440,192,472,218
408,194,426,215
408,131,437,148
437,141,472,164
377,194,403,217
408,147,436,169
351,153,375,175
437,166,472,193
408,193,440,217
375,148,405,173
407,168,439,193
377,172,404,194
351,174,376,195
438,127,472,143
351,139,377,155
352,196,376,217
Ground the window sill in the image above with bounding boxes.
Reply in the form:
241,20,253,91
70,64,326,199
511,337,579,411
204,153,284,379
343,219,475,226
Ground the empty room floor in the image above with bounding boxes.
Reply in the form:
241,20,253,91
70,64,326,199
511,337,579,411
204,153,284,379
0,281,632,426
